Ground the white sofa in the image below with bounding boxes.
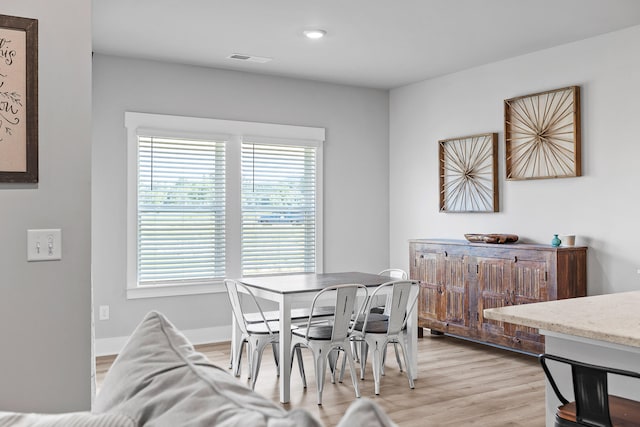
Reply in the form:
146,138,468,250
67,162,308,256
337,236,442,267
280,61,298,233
0,311,397,427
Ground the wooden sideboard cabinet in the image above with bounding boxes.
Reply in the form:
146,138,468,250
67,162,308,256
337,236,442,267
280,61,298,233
410,239,587,354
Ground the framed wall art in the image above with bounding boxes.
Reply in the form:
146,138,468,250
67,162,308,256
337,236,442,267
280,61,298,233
504,86,580,180
439,132,498,213
0,14,38,183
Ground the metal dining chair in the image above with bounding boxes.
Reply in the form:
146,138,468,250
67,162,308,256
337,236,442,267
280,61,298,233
354,269,409,372
290,284,367,405
378,268,408,281
230,298,334,368
224,279,305,389
228,306,334,371
540,354,640,426
352,280,418,395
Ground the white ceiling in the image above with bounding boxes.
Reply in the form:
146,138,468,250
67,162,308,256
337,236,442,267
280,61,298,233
92,0,640,89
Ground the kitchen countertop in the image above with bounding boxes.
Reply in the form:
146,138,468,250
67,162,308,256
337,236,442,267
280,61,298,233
483,291,640,348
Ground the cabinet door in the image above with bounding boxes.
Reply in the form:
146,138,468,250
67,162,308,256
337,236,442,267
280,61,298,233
476,257,512,336
511,259,548,304
441,254,468,329
414,250,440,322
414,249,468,331
507,259,547,345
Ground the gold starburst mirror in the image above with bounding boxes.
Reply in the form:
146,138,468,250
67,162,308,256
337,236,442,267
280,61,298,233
504,86,581,180
439,133,498,213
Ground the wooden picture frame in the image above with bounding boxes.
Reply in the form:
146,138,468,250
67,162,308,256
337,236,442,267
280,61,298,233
0,14,38,183
504,86,581,180
439,132,498,213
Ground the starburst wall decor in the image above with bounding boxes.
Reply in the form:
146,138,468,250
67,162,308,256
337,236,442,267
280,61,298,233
439,133,498,213
504,86,581,180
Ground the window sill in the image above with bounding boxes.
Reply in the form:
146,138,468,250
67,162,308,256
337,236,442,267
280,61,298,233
126,281,226,300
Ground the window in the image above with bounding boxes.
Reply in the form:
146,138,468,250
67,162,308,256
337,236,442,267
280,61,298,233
126,113,324,299
137,136,226,284
241,142,316,275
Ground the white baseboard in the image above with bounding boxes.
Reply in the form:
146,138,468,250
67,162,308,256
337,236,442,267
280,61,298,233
95,325,232,357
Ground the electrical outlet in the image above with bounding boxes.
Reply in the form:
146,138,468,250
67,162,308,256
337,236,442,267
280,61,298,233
99,305,110,321
27,229,62,261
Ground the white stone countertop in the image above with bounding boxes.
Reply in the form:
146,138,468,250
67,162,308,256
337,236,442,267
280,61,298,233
483,291,640,348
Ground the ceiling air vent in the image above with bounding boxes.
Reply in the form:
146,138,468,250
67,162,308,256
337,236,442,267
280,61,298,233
227,53,272,64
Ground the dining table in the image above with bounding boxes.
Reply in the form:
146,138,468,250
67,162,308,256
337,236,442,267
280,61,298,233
233,271,419,403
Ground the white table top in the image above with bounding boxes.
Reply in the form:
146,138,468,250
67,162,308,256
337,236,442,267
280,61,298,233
238,271,395,294
483,291,640,348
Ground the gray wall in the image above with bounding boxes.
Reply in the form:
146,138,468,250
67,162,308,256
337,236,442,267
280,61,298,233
390,25,640,295
92,54,390,340
0,0,92,412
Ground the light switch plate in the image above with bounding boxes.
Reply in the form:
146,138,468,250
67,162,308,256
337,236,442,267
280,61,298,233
99,305,110,321
27,229,62,261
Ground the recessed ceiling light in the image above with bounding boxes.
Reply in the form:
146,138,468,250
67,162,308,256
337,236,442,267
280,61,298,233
303,29,326,40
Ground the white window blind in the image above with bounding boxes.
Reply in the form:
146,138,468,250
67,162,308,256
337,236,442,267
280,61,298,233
137,136,226,285
241,142,316,275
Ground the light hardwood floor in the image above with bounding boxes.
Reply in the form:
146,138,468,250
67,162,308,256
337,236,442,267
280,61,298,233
96,334,545,426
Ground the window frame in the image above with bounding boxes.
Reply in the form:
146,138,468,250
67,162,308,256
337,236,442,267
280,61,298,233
125,112,324,299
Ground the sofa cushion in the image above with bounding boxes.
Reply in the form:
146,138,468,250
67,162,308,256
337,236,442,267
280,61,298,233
336,399,397,427
94,311,323,427
0,411,135,427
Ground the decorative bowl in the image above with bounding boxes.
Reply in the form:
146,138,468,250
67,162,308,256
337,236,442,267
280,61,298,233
464,234,519,244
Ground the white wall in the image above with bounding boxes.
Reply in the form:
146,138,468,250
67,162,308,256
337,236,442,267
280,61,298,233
390,25,640,295
0,0,92,412
92,54,390,341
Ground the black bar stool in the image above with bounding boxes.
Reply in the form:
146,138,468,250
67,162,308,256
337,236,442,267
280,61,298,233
539,354,640,426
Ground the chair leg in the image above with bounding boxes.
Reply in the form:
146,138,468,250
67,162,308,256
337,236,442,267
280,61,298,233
296,346,307,389
250,339,266,390
272,342,280,377
232,335,245,373
359,341,368,380
381,344,386,376
247,341,253,380
344,342,361,399
339,348,347,383
351,340,360,363
314,351,327,405
394,342,403,373
372,340,383,395
328,349,338,384
380,342,402,376
397,336,414,389
233,340,247,377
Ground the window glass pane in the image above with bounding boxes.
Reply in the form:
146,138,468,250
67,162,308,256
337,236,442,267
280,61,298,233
138,136,225,284
241,142,316,275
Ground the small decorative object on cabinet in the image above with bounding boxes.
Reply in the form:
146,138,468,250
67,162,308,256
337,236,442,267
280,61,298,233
439,133,498,213
410,239,587,354
560,234,576,246
551,234,561,247
504,86,581,180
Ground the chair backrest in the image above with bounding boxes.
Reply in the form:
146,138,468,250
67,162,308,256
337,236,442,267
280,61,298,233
305,284,367,343
376,270,410,315
363,280,418,335
539,354,640,427
378,269,408,280
224,279,273,336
